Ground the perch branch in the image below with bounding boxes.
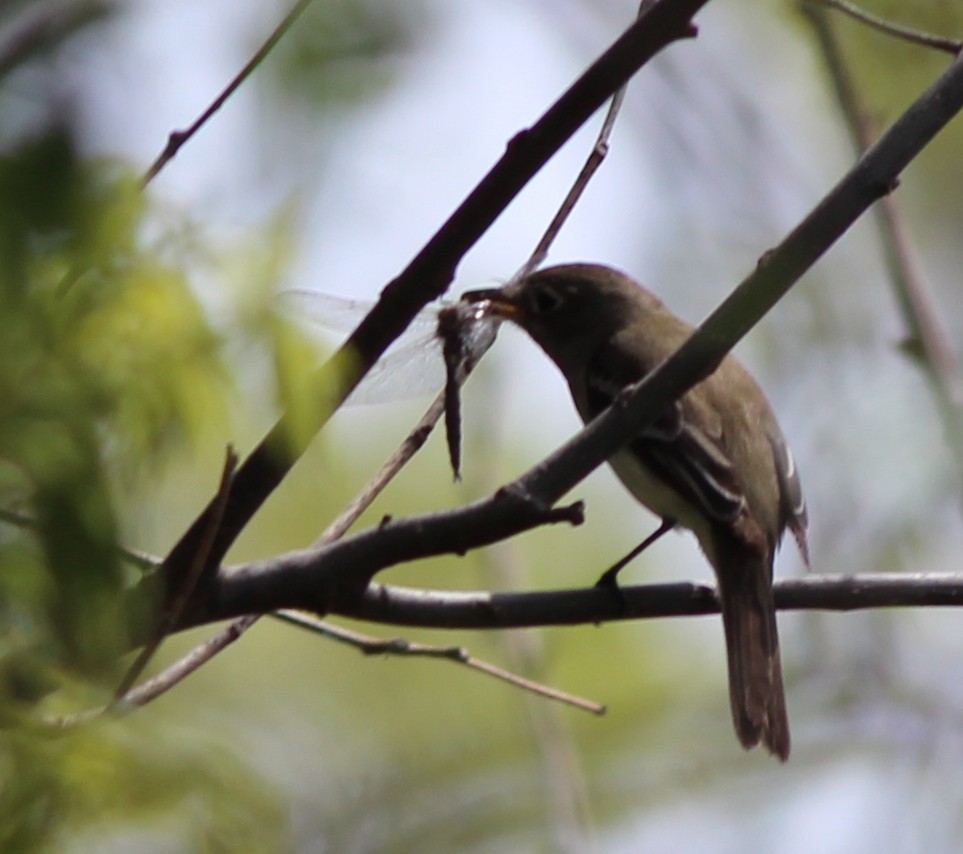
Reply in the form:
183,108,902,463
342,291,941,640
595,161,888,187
337,573,963,629
161,41,963,630
150,0,708,614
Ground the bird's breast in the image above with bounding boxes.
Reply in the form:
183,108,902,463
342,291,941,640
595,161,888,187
607,448,720,566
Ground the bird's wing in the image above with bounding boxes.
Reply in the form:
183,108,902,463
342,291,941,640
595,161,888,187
584,345,747,524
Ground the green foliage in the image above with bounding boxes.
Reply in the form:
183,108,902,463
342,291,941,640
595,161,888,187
0,126,228,683
0,122,285,851
0,1,320,843
0,720,285,853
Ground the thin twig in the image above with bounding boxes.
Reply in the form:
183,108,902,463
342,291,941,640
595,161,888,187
514,31,632,281
274,610,605,714
121,615,259,707
141,0,318,186
317,395,448,543
46,616,260,729
55,1,312,297
113,447,237,699
804,4,963,497
808,0,962,55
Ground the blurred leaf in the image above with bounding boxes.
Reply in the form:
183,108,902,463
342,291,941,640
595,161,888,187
0,122,229,680
0,720,285,853
268,0,429,109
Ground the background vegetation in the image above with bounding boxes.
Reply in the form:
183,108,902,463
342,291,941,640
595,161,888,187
2,1,963,851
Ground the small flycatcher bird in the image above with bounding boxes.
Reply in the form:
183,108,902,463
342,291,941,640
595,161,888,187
467,264,808,760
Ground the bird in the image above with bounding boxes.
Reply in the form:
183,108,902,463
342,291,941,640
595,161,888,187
467,263,808,760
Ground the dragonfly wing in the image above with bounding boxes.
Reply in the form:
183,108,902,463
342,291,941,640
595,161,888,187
277,290,447,405
343,332,446,405
278,290,441,335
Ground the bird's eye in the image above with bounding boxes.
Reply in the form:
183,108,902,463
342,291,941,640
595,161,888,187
529,285,564,316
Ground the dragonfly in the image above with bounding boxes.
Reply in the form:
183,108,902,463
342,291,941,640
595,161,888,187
277,289,500,477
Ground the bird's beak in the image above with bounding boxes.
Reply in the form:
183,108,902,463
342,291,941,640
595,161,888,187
461,286,523,321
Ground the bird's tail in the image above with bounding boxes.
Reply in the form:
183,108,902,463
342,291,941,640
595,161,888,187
716,554,790,761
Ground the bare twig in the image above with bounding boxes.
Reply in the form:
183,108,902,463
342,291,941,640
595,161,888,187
514,5,640,281
274,610,605,714
46,615,260,729
804,4,963,495
807,0,962,55
141,0,318,186
318,396,447,543
122,615,259,706
114,447,237,699
53,2,312,296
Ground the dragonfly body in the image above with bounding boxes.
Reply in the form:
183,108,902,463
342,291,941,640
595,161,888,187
278,290,499,477
278,291,496,407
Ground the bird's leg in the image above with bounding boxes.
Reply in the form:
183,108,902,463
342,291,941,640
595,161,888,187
595,517,675,590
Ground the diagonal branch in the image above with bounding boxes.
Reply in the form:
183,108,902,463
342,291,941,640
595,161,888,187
511,43,963,511
152,0,708,611
156,40,963,632
804,3,963,499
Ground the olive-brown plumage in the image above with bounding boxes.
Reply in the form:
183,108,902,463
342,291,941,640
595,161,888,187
475,264,808,760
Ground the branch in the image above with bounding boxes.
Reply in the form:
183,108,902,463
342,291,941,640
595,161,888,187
803,3,963,498
336,574,963,629
166,491,585,629
274,611,604,714
152,0,707,610
141,0,318,185
807,0,962,55
174,570,963,637
508,42,963,512
513,3,637,280
159,42,963,631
